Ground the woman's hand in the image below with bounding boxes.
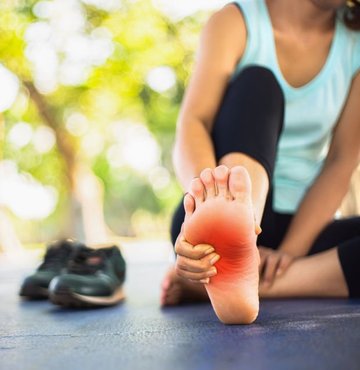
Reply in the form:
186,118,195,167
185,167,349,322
175,232,220,284
259,246,296,286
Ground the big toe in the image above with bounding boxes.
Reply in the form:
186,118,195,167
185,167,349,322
229,166,252,200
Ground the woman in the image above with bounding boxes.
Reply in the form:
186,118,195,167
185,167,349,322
161,0,360,324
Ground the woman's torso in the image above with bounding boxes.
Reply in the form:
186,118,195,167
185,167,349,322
233,0,360,213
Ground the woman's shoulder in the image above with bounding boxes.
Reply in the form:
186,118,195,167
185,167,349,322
337,12,360,75
201,3,247,66
343,25,360,76
206,3,246,35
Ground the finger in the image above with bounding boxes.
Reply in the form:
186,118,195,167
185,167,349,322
176,265,217,281
258,248,271,274
276,255,294,276
259,256,267,275
263,254,281,285
175,236,214,260
176,253,219,273
259,246,272,253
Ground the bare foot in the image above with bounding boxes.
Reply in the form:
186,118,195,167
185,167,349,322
184,165,260,324
160,267,209,306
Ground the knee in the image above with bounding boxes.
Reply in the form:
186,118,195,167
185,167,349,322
231,65,284,105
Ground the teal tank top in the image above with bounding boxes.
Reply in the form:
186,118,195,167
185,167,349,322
233,0,360,213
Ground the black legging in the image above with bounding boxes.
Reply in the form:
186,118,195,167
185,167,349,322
171,66,360,298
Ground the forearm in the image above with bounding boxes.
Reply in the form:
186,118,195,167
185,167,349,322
173,118,217,191
280,159,356,257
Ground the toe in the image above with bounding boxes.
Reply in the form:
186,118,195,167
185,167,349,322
183,193,195,220
228,166,251,200
189,177,205,207
213,165,230,198
200,168,216,198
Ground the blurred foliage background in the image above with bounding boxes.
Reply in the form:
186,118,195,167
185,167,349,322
0,0,227,250
1,0,358,254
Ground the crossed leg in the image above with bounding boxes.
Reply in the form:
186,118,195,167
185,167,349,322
260,248,348,298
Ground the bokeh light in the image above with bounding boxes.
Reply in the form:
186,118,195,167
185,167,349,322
0,161,58,220
32,126,56,154
152,0,229,20
146,66,176,93
8,122,33,149
0,64,19,112
0,0,220,244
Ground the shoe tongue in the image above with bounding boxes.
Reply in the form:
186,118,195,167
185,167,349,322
40,240,75,269
48,239,78,253
68,246,105,274
86,256,103,265
74,245,99,257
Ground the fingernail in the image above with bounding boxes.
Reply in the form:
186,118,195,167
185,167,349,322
276,269,282,276
205,247,215,255
200,278,210,284
208,268,217,277
210,255,220,265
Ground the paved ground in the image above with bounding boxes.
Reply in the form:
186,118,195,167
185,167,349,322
1,240,360,370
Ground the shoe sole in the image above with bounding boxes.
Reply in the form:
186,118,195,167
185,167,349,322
19,285,49,299
49,286,125,308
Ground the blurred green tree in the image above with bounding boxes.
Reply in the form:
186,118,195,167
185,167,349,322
0,0,209,245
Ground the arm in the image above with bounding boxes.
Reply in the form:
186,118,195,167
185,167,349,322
173,4,246,191
279,72,360,257
173,5,247,283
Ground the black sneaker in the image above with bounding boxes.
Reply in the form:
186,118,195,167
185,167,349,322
19,239,79,299
48,245,126,308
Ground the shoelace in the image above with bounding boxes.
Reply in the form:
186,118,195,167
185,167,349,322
67,248,106,275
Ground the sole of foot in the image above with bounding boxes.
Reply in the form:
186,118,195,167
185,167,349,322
183,165,260,324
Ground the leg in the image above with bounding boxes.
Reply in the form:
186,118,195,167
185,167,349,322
163,67,284,315
261,217,360,298
260,248,349,298
212,66,284,222
169,66,284,244
309,217,360,255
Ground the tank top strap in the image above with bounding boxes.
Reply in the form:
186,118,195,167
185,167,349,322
353,35,360,75
232,0,277,74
